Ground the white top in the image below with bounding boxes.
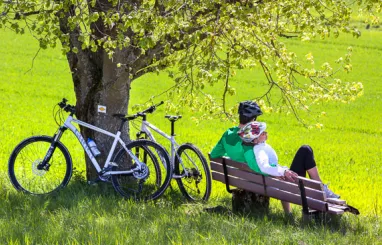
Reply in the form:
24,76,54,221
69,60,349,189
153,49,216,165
253,142,288,176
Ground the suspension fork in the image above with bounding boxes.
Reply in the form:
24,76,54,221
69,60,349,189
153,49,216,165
38,126,67,170
135,114,149,161
135,130,148,162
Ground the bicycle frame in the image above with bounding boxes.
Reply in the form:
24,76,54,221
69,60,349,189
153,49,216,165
139,120,189,179
52,115,142,176
140,121,178,160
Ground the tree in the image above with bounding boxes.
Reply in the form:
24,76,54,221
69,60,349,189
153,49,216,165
1,0,381,180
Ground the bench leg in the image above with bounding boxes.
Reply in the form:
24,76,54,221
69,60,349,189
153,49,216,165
302,210,342,225
232,189,270,214
302,210,322,224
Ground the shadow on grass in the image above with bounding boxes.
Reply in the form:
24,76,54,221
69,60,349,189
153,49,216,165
1,178,366,237
2,177,191,217
200,195,362,234
2,179,118,213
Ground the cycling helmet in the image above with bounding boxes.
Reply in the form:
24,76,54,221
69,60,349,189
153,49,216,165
238,122,266,143
238,101,263,118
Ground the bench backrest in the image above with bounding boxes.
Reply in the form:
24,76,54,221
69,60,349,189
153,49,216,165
210,156,351,214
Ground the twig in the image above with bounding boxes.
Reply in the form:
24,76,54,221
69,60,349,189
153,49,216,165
222,51,230,117
24,47,41,74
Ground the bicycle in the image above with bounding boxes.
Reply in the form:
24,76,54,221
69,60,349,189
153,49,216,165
8,98,172,201
129,101,212,202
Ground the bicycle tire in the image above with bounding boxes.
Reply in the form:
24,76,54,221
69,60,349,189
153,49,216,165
111,139,172,201
174,143,212,202
8,135,73,195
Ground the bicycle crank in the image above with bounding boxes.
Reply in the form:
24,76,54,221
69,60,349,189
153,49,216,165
133,163,150,180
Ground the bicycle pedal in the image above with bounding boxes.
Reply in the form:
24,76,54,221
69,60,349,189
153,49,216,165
87,176,111,185
87,180,99,186
100,175,111,182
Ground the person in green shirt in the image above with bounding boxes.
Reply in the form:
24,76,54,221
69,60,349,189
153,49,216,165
210,101,263,173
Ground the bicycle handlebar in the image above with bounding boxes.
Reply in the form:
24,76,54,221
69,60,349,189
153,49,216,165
138,101,164,115
58,98,76,114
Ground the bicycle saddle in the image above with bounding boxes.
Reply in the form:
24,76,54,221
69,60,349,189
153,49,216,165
165,115,182,121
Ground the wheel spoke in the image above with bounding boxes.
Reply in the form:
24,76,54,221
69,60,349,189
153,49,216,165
175,144,211,202
8,136,72,195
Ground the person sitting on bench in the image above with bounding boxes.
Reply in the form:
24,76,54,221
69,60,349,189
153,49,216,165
238,121,340,214
210,100,263,169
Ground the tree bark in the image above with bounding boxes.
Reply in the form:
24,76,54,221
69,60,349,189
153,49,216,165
56,3,141,180
66,47,132,180
56,1,166,180
232,189,270,214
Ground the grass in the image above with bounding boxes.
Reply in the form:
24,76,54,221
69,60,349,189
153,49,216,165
0,22,381,243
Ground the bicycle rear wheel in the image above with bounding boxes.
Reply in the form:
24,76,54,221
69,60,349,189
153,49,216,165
111,140,171,201
8,136,73,195
174,143,212,202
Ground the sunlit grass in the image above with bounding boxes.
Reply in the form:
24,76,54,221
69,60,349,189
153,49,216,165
0,21,381,244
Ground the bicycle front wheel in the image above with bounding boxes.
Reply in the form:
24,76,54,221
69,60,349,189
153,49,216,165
174,143,212,202
8,136,73,195
111,140,172,201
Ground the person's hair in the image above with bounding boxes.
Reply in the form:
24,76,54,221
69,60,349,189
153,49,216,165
239,115,257,124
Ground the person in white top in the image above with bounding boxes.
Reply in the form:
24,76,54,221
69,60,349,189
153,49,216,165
238,121,340,214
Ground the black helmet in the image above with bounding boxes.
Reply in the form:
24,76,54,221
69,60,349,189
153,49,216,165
238,101,263,118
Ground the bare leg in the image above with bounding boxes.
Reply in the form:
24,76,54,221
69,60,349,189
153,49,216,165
281,201,291,213
307,167,323,182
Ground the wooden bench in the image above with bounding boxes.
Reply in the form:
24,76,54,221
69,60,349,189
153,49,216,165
210,156,359,216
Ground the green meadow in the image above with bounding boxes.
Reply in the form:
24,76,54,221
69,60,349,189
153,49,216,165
0,22,381,244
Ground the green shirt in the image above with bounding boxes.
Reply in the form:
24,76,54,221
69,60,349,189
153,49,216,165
210,126,263,174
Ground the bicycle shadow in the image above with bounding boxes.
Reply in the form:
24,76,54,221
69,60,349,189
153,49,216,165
2,177,193,216
2,179,120,213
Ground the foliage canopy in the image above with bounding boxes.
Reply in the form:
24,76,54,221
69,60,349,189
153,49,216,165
1,0,381,124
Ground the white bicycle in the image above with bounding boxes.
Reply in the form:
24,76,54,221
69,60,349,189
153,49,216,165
129,101,212,202
8,99,172,200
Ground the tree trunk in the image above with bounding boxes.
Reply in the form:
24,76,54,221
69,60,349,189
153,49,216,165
232,189,270,214
66,46,132,180
57,1,164,180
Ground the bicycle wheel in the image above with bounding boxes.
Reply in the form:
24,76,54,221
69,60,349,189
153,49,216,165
8,136,73,195
174,143,212,202
111,139,172,201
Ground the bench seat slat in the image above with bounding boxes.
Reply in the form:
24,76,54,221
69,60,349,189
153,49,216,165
212,172,328,212
326,198,346,205
211,161,326,201
328,204,349,210
327,206,345,215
